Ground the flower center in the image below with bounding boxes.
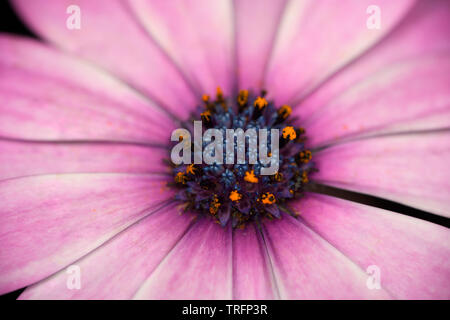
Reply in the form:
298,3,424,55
169,88,315,228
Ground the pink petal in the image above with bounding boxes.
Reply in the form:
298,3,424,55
262,214,391,299
0,174,173,295
233,224,277,299
19,205,195,299
295,0,450,124
127,0,235,96
265,0,415,104
297,194,450,299
11,0,197,118
133,218,232,299
0,140,170,181
234,0,288,90
301,55,450,147
313,132,450,217
0,35,175,143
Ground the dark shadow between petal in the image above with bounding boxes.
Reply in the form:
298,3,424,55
312,127,450,153
305,182,450,228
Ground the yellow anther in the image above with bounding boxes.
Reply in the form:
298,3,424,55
244,170,259,183
201,110,211,122
175,172,187,184
254,96,268,110
278,105,292,119
274,172,283,182
282,126,297,140
216,86,224,100
229,190,242,202
261,192,276,205
301,171,309,183
237,90,249,106
299,150,312,163
202,94,210,103
186,164,196,175
209,206,219,215
209,195,221,215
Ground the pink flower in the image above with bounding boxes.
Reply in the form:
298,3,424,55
1,0,449,299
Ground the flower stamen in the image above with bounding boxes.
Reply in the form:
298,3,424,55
282,126,297,140
261,192,276,205
254,96,268,110
244,170,259,183
229,190,242,202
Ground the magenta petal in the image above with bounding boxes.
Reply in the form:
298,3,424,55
11,0,197,117
127,0,235,95
0,140,169,180
19,206,194,299
300,55,450,147
296,0,450,126
0,174,173,295
265,0,414,104
263,214,390,299
234,0,288,90
298,194,450,299
0,36,175,143
314,132,450,217
133,218,232,299
233,224,276,299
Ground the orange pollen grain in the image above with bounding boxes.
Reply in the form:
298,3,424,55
244,170,259,183
282,126,297,140
209,195,221,215
261,192,276,205
278,105,292,119
175,172,187,184
237,90,249,105
229,190,242,202
186,164,196,175
274,172,283,182
254,96,268,109
201,110,211,121
300,150,312,163
216,87,224,99
301,171,309,183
